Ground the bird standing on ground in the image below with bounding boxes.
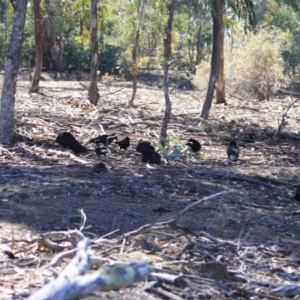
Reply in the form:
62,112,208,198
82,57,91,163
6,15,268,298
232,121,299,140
136,140,161,164
95,142,109,158
116,137,130,150
55,132,87,154
186,138,201,153
142,151,161,164
86,134,118,146
227,141,239,162
136,140,155,153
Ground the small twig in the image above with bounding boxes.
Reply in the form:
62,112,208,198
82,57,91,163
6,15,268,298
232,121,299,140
199,231,234,247
79,209,87,232
274,97,299,138
79,82,88,90
104,85,129,96
42,248,77,269
120,238,126,254
37,235,73,252
177,191,230,218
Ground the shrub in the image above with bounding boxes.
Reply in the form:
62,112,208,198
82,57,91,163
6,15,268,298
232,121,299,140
99,44,122,74
193,26,288,99
231,27,287,99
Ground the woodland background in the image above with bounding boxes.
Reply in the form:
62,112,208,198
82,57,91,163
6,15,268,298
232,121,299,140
0,0,300,299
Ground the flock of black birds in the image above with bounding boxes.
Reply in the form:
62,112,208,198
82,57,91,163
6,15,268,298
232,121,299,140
55,132,300,201
55,131,240,164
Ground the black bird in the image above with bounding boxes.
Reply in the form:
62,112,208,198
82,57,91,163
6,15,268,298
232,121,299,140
95,142,109,157
136,140,155,153
186,138,201,153
55,132,87,154
86,134,118,146
116,137,130,150
142,150,161,164
295,187,300,202
227,141,239,162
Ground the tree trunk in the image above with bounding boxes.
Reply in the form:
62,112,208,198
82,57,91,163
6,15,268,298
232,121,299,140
43,0,65,72
0,0,28,144
88,0,99,105
215,0,226,104
160,0,177,147
200,0,225,119
129,0,145,107
195,29,203,66
29,0,42,93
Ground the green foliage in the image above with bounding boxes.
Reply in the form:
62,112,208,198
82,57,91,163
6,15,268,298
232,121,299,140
256,0,300,76
0,0,297,82
199,121,219,134
63,39,91,70
154,136,202,162
229,27,287,99
193,25,288,99
192,59,211,91
99,44,122,74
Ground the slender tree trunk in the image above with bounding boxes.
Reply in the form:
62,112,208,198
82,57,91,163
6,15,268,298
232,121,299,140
200,0,225,119
43,0,65,72
160,0,177,147
195,29,203,66
29,0,42,93
88,0,99,105
0,0,28,144
129,0,145,107
215,0,226,104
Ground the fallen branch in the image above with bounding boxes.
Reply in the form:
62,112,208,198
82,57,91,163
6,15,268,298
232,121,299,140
192,169,279,189
29,238,153,300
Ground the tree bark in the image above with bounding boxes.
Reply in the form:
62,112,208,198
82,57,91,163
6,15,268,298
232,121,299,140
43,0,65,72
29,0,42,93
160,0,177,147
88,0,99,105
129,0,145,107
215,0,226,104
200,0,225,119
0,0,28,144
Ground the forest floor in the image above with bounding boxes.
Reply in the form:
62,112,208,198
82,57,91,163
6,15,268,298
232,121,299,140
0,71,300,299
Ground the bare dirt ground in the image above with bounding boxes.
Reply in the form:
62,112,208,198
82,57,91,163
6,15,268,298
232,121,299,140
0,71,300,299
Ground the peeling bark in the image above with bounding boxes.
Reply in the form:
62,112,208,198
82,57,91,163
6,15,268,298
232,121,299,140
88,0,99,105
29,0,42,93
215,0,226,104
0,0,28,144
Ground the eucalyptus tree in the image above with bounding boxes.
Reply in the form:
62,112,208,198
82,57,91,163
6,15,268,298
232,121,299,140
0,0,28,144
88,0,99,105
29,0,42,93
129,0,146,107
200,0,256,119
43,0,65,72
161,0,177,146
255,0,300,76
173,0,211,72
